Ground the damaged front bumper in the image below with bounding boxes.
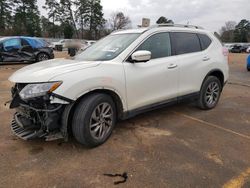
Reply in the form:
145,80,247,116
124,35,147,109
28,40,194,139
12,112,50,140
9,83,73,141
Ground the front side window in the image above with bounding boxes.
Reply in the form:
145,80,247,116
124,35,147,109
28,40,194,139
171,32,201,55
75,33,140,61
136,32,171,59
3,38,21,51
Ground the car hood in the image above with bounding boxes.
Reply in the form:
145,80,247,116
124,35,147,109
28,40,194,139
9,58,101,83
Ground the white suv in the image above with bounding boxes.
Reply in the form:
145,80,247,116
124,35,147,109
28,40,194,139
9,24,229,147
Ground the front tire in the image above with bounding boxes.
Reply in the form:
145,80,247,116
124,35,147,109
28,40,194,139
72,93,116,147
198,76,222,110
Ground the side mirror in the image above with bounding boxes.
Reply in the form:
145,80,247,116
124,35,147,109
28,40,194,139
130,50,151,63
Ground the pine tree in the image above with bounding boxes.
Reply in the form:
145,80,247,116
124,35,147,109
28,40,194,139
0,0,14,35
233,19,250,42
13,0,41,36
74,0,90,39
59,0,78,38
86,0,105,39
43,0,60,38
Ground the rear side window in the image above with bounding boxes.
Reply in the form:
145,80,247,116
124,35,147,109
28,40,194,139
136,32,171,59
171,32,201,55
198,34,212,50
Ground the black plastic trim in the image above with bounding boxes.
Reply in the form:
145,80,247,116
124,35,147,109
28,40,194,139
202,69,225,90
51,93,74,103
121,92,199,120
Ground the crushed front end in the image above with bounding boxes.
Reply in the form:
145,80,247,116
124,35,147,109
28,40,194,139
9,82,72,141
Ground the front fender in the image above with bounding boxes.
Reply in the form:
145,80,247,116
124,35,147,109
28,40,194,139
49,63,127,111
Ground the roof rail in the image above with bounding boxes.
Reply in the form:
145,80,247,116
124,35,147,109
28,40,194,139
150,23,204,29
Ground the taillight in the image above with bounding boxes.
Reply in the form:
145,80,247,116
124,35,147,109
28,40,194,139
222,47,229,56
222,47,229,62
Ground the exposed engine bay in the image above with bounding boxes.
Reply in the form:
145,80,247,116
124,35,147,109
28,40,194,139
10,83,71,141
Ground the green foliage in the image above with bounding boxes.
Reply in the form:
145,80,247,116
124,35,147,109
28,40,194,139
43,0,60,37
156,16,174,24
62,21,74,39
41,16,62,38
0,0,14,34
220,19,250,43
221,30,234,42
233,19,250,42
59,0,79,38
83,0,106,39
74,0,90,38
0,0,110,39
13,0,41,36
43,0,60,22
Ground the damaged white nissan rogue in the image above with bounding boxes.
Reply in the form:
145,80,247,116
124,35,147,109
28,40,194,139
8,24,229,147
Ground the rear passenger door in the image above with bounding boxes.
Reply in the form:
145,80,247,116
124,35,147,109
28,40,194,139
170,32,212,96
19,38,35,61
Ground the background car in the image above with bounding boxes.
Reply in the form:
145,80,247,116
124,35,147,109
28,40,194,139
51,39,70,51
230,44,248,53
247,55,250,71
224,44,234,52
246,46,250,53
0,37,54,63
81,40,96,50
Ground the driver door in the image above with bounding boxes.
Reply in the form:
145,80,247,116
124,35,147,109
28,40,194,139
124,32,179,111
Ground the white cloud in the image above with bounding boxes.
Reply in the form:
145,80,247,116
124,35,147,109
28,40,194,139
38,0,250,32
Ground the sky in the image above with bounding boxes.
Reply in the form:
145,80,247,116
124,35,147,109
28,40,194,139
38,0,250,32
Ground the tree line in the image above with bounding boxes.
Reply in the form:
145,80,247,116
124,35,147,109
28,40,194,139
220,19,250,43
0,0,132,39
1,0,248,42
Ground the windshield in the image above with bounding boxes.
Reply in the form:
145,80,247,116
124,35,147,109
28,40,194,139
75,33,140,61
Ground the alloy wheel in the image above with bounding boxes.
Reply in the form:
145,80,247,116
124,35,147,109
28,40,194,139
89,102,113,140
205,81,220,106
38,53,49,61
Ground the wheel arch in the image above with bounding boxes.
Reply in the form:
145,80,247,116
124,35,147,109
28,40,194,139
61,88,125,137
35,51,50,60
201,69,225,90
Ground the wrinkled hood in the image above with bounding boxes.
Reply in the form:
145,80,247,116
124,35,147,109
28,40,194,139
9,58,101,83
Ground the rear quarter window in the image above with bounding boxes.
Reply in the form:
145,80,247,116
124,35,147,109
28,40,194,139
171,32,201,55
198,34,212,50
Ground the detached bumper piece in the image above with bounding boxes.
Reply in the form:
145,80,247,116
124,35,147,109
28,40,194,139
11,113,47,140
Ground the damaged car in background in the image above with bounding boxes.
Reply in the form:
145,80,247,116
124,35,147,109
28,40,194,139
8,24,229,147
0,36,54,63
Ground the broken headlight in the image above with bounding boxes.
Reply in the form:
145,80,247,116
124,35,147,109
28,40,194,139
19,82,62,100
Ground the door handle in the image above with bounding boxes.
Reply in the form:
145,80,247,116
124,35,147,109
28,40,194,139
203,56,210,61
168,63,178,69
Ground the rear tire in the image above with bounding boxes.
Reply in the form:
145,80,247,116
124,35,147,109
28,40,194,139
197,76,222,110
37,52,49,62
72,93,116,147
247,67,250,71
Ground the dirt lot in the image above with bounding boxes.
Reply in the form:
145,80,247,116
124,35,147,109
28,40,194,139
0,53,250,188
